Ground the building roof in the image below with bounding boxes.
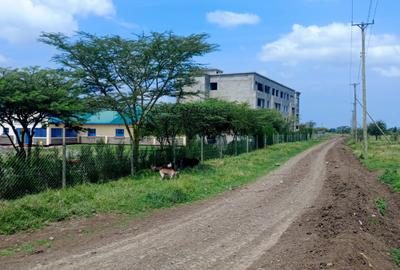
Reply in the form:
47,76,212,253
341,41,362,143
82,111,130,125
50,110,138,125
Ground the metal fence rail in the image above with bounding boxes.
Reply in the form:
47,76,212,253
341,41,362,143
0,133,323,200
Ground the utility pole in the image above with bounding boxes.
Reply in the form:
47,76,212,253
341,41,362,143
352,21,374,158
350,83,359,142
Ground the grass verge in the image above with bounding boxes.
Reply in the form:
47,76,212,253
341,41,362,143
391,248,400,266
348,139,400,192
0,139,324,235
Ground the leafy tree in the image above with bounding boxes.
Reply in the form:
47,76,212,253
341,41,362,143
336,126,351,134
40,31,216,174
143,103,183,148
368,120,387,140
0,67,88,157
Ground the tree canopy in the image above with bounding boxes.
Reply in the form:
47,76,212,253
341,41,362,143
368,120,387,140
40,31,216,173
0,67,89,157
143,99,290,146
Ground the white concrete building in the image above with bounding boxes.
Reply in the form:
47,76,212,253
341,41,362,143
184,69,301,129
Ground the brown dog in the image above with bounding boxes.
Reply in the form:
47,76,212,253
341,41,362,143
159,168,179,180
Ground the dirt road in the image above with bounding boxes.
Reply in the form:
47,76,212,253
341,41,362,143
5,138,400,269
21,139,336,270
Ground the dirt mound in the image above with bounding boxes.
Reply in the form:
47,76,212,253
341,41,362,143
249,141,400,270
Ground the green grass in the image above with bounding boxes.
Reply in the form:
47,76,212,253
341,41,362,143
0,239,52,257
0,139,324,235
391,248,400,266
348,139,400,191
374,197,387,216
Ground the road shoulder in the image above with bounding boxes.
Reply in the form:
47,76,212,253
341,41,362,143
249,139,400,270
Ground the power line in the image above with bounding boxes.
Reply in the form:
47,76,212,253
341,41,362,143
348,0,354,113
366,0,373,23
355,0,379,84
366,0,379,55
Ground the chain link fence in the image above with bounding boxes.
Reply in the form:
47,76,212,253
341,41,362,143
0,133,323,200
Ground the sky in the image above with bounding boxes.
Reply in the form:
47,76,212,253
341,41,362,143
0,0,399,128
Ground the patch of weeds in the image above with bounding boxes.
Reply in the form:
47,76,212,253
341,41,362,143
145,186,191,208
0,239,52,257
375,197,387,216
369,217,382,226
0,247,14,257
380,169,400,191
391,248,400,266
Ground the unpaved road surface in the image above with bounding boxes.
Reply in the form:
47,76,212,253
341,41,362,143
3,138,400,270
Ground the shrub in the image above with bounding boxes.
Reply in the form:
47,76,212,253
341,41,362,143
374,197,387,216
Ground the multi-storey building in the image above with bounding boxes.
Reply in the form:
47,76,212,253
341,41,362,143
183,69,301,129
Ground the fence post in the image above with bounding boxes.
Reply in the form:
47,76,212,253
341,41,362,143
246,135,249,153
264,134,267,148
62,127,67,188
200,135,204,163
219,136,223,159
172,137,176,166
234,136,238,155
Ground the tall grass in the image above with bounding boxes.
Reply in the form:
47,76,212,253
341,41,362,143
0,139,323,235
348,139,400,192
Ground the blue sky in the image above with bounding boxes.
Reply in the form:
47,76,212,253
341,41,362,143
0,0,399,128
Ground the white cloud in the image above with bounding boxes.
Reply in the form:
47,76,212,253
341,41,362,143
373,66,400,78
0,0,116,43
259,23,400,67
206,10,260,28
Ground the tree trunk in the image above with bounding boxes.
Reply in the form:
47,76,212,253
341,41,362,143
130,126,140,176
234,135,238,156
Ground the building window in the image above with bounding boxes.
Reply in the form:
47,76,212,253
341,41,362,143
66,129,77,138
115,129,124,137
210,82,218,90
34,128,47,138
257,98,265,108
266,101,270,108
272,88,275,95
51,128,62,138
280,92,283,98
256,82,263,91
274,103,281,111
265,86,270,94
276,90,279,97
2,128,9,135
88,128,96,137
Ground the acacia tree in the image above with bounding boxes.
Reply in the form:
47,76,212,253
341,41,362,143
40,32,216,174
368,120,387,140
0,67,88,157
